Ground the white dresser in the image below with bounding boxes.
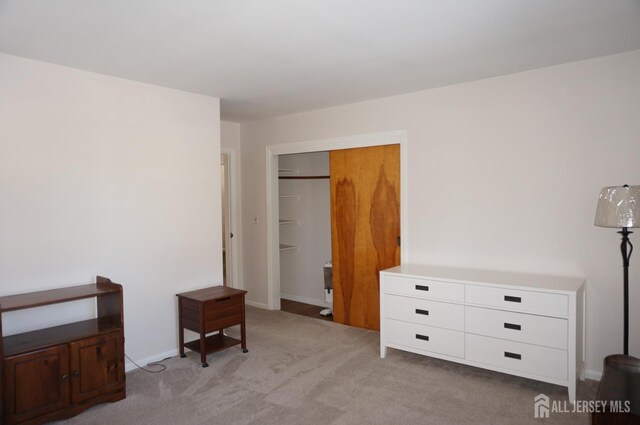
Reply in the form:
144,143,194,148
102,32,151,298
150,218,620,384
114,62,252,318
380,264,585,402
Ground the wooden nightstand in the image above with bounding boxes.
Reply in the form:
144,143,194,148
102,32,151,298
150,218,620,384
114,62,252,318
176,286,248,367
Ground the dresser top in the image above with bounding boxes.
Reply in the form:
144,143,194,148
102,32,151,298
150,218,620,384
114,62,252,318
176,285,247,302
381,264,584,293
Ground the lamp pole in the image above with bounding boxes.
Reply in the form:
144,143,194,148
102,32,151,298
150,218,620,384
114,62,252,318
619,226,633,356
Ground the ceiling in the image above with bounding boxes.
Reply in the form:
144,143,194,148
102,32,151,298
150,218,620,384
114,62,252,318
1,1,639,122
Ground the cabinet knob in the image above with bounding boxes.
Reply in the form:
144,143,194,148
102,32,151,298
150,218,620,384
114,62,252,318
73,370,80,377
61,374,69,380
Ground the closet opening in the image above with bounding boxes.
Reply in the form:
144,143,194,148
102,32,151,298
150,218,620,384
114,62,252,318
266,131,408,331
278,152,333,320
221,148,239,289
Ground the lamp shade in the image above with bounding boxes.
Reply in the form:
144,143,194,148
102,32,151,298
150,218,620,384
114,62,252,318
594,185,640,228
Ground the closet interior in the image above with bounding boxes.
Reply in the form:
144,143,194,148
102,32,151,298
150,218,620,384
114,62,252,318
278,152,332,314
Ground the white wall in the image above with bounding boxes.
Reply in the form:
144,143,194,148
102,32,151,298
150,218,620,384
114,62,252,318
221,121,241,150
239,50,640,376
278,152,331,306
0,54,222,366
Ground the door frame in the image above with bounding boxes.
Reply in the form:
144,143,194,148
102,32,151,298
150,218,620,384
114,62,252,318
265,130,408,310
222,147,241,289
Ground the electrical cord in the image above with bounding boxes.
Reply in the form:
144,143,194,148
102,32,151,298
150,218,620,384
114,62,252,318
125,354,171,373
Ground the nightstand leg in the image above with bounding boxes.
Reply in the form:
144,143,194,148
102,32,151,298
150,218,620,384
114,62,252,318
200,332,207,367
241,296,248,353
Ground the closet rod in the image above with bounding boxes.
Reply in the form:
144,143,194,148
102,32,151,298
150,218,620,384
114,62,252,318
279,175,329,180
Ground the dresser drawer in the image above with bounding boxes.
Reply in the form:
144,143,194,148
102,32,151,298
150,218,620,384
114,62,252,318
465,285,568,317
384,319,465,358
466,334,567,381
465,306,568,349
384,295,464,331
383,275,464,302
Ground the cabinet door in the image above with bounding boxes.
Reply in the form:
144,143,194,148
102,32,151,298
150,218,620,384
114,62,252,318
3,346,70,423
69,332,124,403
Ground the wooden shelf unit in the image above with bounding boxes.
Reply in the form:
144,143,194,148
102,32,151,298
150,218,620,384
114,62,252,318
0,283,120,312
0,276,126,425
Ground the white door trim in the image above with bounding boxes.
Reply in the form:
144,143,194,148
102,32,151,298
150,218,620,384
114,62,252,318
265,130,408,310
222,147,242,290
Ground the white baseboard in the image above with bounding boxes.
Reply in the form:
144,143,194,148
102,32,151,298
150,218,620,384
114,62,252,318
125,348,179,373
280,292,330,308
245,299,269,309
584,369,602,381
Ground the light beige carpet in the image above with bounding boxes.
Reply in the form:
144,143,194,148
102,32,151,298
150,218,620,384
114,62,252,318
56,306,598,424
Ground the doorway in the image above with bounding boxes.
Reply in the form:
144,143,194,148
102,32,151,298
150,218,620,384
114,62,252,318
265,131,408,322
278,151,332,318
221,149,239,288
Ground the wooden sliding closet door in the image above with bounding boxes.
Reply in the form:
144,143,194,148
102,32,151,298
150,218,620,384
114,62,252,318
330,144,400,330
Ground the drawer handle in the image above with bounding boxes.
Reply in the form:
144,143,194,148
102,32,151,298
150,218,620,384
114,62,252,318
504,351,521,360
217,297,231,302
415,334,430,342
415,285,429,292
504,295,521,303
504,323,521,331
415,309,429,316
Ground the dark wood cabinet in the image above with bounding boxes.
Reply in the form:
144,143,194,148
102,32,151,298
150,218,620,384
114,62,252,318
0,276,125,425
3,346,70,424
69,332,124,404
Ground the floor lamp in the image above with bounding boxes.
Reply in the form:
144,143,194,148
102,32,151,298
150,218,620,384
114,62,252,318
595,184,640,356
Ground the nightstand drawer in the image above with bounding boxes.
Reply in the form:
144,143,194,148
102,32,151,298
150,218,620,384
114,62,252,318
383,275,464,302
384,295,464,331
465,306,568,349
466,334,567,381
384,319,465,358
203,299,242,333
465,285,568,317
204,294,242,310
